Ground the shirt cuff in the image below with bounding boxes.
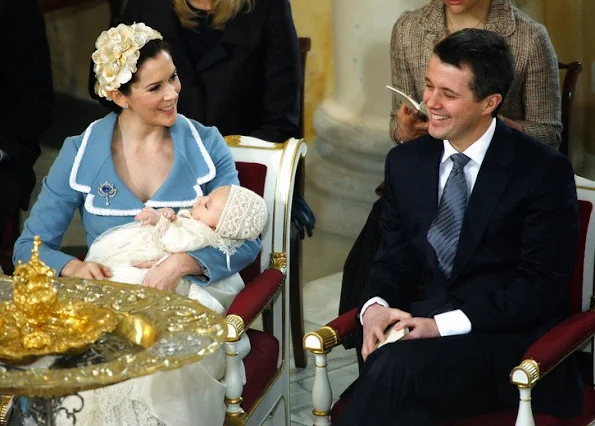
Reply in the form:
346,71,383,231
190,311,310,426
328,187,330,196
359,297,389,325
0,149,6,161
434,309,472,336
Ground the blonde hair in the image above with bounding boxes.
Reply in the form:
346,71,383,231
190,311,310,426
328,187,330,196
173,0,254,30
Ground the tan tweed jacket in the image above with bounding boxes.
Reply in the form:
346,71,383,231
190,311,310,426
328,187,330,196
389,0,561,148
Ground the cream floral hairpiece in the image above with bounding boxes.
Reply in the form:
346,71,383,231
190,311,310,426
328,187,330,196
92,23,163,100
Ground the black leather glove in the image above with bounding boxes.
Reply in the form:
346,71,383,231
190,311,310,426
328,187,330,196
291,194,315,239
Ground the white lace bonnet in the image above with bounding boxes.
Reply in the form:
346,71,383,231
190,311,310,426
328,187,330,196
215,185,268,241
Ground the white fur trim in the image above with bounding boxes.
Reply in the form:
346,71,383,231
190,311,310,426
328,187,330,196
145,199,195,208
181,115,216,186
69,120,99,193
71,115,216,216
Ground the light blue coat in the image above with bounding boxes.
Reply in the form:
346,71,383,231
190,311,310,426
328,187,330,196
14,113,260,285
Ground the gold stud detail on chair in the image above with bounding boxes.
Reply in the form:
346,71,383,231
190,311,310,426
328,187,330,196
510,359,540,388
269,252,287,273
225,314,245,342
303,326,339,354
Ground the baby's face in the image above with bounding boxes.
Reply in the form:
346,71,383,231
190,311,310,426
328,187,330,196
191,186,230,228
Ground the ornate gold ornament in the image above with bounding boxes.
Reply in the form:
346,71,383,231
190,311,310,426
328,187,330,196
0,237,118,363
0,237,226,399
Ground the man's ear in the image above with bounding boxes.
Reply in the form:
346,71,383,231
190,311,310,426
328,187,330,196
483,93,503,116
109,90,129,109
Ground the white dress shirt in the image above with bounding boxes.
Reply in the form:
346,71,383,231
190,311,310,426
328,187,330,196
361,118,497,336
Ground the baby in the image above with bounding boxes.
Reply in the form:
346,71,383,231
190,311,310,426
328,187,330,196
85,184,267,314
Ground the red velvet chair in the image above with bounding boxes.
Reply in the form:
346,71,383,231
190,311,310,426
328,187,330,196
223,135,307,425
304,175,595,426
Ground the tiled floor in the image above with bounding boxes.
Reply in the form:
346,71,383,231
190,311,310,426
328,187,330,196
30,94,359,426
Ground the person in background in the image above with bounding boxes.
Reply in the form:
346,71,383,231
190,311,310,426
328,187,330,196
0,0,53,273
101,0,301,143
391,0,561,148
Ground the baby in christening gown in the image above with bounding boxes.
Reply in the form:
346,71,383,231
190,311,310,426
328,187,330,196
57,185,267,426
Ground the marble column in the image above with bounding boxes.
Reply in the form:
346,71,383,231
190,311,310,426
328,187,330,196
306,0,429,238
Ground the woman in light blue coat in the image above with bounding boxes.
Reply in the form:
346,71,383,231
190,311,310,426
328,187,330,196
14,23,259,426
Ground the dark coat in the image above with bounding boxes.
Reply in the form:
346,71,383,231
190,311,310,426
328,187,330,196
114,0,300,143
0,0,53,213
361,120,582,417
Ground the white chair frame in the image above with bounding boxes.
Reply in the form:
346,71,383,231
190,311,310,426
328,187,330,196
223,136,307,426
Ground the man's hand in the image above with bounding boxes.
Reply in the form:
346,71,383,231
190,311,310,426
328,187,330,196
61,258,112,280
361,304,412,361
395,104,429,143
397,317,440,340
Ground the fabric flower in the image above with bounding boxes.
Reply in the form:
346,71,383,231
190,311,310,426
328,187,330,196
92,23,163,100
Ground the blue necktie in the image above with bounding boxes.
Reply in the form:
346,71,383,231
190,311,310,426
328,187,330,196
427,153,471,278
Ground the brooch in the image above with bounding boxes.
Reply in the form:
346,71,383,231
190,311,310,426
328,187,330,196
98,182,117,206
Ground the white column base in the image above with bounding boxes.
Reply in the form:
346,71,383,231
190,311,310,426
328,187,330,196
307,101,394,238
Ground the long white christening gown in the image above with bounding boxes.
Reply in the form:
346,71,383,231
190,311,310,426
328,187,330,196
57,211,250,426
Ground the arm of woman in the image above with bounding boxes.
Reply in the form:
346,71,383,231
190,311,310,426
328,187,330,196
249,0,301,142
13,138,83,274
510,23,562,148
388,13,428,144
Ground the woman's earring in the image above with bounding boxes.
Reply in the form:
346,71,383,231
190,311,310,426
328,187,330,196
123,103,129,109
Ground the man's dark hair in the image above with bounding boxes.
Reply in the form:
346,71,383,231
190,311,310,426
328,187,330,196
433,28,514,117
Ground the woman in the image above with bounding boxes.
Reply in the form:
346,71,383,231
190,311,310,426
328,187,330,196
102,0,301,143
14,23,259,426
390,0,561,148
340,0,562,338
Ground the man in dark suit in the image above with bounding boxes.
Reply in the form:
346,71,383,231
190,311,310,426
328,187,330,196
338,29,582,426
0,0,53,273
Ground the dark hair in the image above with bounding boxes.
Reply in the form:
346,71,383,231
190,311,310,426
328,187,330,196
433,28,514,117
92,39,172,113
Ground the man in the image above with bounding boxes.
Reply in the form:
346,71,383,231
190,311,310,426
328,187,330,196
0,0,53,273
338,29,582,425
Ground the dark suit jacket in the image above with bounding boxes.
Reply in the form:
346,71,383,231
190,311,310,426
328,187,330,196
361,120,582,417
114,0,300,143
0,0,53,213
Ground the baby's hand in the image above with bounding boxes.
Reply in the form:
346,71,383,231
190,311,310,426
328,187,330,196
156,208,176,222
135,207,161,226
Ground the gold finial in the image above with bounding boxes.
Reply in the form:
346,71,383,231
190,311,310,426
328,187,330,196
13,236,55,287
12,236,57,323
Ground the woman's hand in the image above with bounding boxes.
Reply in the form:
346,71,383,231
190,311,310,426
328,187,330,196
61,258,112,280
396,104,429,143
138,253,203,292
499,115,525,133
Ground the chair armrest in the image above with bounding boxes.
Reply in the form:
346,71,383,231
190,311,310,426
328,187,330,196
303,308,358,353
226,268,284,327
512,311,595,386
